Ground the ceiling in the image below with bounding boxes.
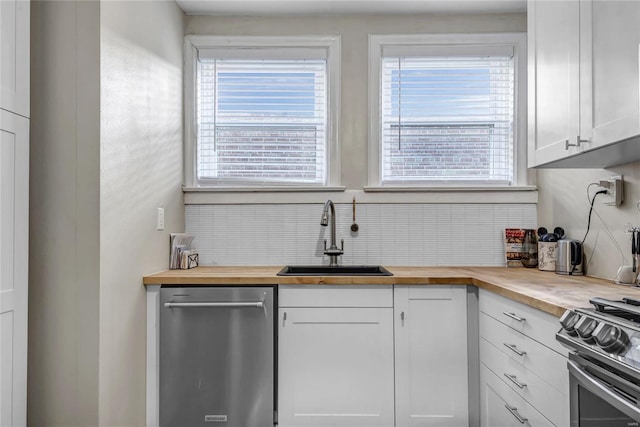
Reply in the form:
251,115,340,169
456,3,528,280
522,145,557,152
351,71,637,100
176,0,527,16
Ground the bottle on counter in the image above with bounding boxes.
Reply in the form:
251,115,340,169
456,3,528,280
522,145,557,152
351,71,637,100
521,229,539,268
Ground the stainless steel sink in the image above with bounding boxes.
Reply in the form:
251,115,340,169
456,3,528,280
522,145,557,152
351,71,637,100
277,265,393,276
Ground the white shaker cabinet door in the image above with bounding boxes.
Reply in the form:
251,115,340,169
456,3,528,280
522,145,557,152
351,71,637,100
278,307,395,427
585,0,640,150
0,110,29,427
528,0,581,167
0,0,29,117
394,285,469,427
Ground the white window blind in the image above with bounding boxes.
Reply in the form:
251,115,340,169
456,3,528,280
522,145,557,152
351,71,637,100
197,58,327,185
380,54,515,185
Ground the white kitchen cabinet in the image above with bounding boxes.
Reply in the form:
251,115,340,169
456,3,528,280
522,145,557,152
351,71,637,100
527,0,582,167
583,1,640,156
0,110,29,427
478,289,569,426
0,2,29,424
0,0,30,117
480,364,553,427
394,285,469,427
278,286,395,427
480,337,567,426
528,0,640,168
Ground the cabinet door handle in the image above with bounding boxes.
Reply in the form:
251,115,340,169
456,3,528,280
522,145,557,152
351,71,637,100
502,312,526,322
503,343,527,356
504,373,527,389
504,405,528,424
565,135,589,150
283,312,287,327
401,311,405,326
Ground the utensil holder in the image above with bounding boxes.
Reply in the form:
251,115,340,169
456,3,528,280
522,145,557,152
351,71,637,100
538,242,557,271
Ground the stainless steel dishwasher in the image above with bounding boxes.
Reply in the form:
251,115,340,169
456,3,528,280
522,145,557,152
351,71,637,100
160,286,275,427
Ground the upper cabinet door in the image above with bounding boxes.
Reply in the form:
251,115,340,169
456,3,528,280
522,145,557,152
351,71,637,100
1,0,30,118
528,0,640,168
528,0,582,167
585,0,640,148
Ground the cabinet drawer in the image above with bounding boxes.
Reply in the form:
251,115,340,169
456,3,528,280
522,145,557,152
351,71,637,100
480,312,568,395
479,289,567,355
480,338,568,426
279,285,393,308
480,364,554,427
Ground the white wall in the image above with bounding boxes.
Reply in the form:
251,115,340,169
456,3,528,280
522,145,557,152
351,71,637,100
184,13,531,267
100,1,184,426
537,161,640,280
185,13,527,190
99,1,184,424
29,1,184,425
29,1,101,424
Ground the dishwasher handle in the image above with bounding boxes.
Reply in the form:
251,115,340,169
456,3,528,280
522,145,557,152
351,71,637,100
164,301,265,309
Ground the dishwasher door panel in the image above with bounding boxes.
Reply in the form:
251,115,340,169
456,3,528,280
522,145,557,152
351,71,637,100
160,287,274,427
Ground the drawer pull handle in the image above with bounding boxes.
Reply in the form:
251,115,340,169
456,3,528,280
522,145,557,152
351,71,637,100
503,343,527,356
503,311,526,322
504,373,527,389
505,405,528,424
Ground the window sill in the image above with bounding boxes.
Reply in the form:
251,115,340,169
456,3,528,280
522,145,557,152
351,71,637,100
363,185,537,192
183,186,537,204
183,186,346,193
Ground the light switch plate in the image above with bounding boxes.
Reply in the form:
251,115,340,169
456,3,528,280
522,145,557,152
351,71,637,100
157,207,165,230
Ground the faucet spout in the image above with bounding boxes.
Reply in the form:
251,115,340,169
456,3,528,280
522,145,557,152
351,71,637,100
320,200,343,266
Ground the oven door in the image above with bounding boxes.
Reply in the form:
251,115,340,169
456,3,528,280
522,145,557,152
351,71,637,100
569,353,640,426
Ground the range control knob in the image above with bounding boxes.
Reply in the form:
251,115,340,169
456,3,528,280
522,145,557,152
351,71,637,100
593,323,630,354
559,310,581,335
575,316,599,342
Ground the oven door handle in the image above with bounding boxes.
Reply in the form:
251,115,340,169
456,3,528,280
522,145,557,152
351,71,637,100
568,359,640,420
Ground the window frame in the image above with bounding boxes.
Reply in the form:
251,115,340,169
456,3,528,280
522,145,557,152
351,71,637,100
184,35,342,189
367,33,528,190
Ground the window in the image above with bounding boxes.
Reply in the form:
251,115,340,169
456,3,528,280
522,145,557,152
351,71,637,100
185,36,341,188
369,34,527,188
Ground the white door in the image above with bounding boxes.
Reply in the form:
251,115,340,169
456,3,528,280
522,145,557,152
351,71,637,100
0,110,28,427
528,0,582,167
584,0,640,149
0,0,30,117
278,307,394,427
394,285,469,427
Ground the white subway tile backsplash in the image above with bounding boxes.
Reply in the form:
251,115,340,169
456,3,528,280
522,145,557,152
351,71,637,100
185,203,537,266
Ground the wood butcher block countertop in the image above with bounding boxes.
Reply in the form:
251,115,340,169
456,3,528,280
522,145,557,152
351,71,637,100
143,266,640,317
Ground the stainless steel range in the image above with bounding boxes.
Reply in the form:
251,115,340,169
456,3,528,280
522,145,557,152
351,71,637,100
557,297,640,426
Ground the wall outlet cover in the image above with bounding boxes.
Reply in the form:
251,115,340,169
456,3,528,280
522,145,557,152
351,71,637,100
603,176,624,206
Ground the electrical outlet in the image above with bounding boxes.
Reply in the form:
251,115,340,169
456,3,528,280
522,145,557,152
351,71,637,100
603,175,624,206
